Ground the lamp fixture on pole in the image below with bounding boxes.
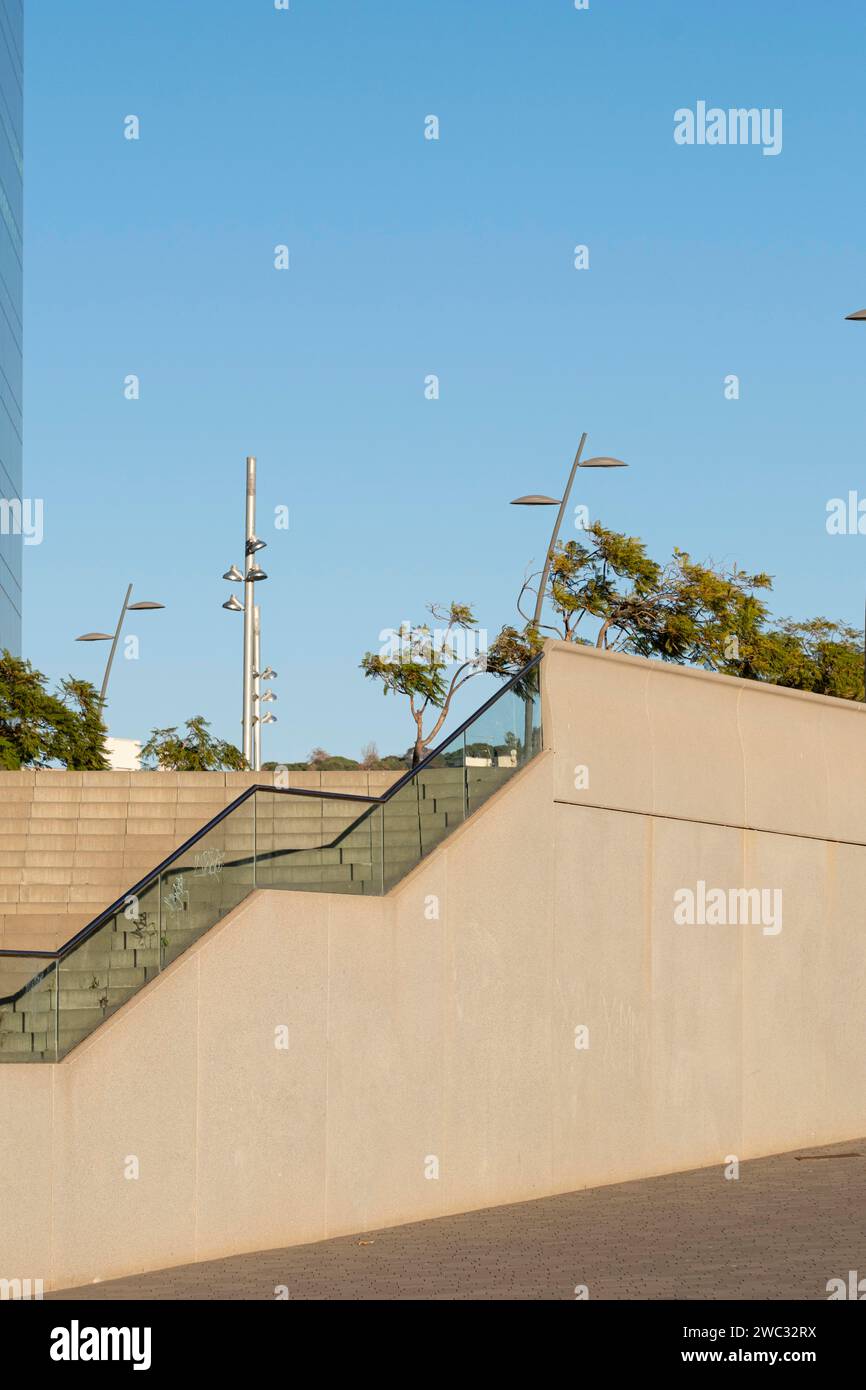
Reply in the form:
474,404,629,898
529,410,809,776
222,457,278,769
75,584,166,712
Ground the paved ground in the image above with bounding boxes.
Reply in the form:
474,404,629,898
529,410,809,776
49,1138,866,1301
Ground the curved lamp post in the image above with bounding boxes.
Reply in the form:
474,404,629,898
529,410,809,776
76,584,165,711
511,433,629,632
510,433,628,756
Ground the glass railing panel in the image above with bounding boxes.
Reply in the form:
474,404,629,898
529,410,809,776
256,793,380,894
381,759,466,893
160,795,256,968
56,876,163,1060
0,957,57,1062
381,670,541,891
464,681,540,816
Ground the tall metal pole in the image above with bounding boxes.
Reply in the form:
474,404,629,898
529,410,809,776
522,433,588,760
242,457,256,767
253,604,262,773
531,432,588,629
99,582,134,710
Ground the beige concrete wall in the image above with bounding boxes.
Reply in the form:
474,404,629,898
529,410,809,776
0,770,400,952
540,638,866,841
1,643,865,1289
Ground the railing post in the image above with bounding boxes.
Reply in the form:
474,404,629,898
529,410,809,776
52,960,59,1062
252,790,257,891
158,872,165,973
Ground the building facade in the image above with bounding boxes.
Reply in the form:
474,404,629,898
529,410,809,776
0,0,21,656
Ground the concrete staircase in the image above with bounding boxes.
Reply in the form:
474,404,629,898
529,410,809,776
0,765,513,1061
0,769,400,954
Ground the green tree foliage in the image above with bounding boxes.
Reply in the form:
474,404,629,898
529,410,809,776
261,748,410,773
0,651,109,770
512,522,863,701
309,750,360,771
140,716,247,771
533,525,773,666
361,603,505,767
737,618,864,699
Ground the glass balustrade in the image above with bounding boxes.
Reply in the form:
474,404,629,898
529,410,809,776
0,659,542,1060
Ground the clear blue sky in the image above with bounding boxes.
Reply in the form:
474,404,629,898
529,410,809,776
22,0,866,762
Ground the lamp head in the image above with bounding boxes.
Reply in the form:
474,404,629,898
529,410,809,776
579,457,628,468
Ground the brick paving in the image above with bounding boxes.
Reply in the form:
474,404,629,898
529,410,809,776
49,1138,866,1301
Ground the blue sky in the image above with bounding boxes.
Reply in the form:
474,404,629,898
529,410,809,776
22,0,866,762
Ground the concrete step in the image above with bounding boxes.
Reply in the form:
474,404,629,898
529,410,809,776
21,988,139,1030
258,864,372,886
0,1031,52,1056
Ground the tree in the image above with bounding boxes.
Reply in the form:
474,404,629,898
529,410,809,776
261,749,411,772
743,618,863,700
526,525,773,666
0,651,109,770
512,520,864,702
140,716,247,771
361,603,498,767
359,741,379,770
480,622,545,689
54,677,112,771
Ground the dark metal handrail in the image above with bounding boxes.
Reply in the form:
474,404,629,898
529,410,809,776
0,655,542,974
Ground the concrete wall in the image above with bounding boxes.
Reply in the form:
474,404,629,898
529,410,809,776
0,770,400,952
1,643,865,1289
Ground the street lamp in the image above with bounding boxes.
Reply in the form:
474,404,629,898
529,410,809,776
511,433,628,757
221,457,278,770
75,584,165,711
844,311,866,698
511,433,628,632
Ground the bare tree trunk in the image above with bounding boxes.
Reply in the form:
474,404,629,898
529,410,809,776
412,710,425,768
596,618,613,649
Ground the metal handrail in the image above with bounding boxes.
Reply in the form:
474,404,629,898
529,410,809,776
0,655,542,972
